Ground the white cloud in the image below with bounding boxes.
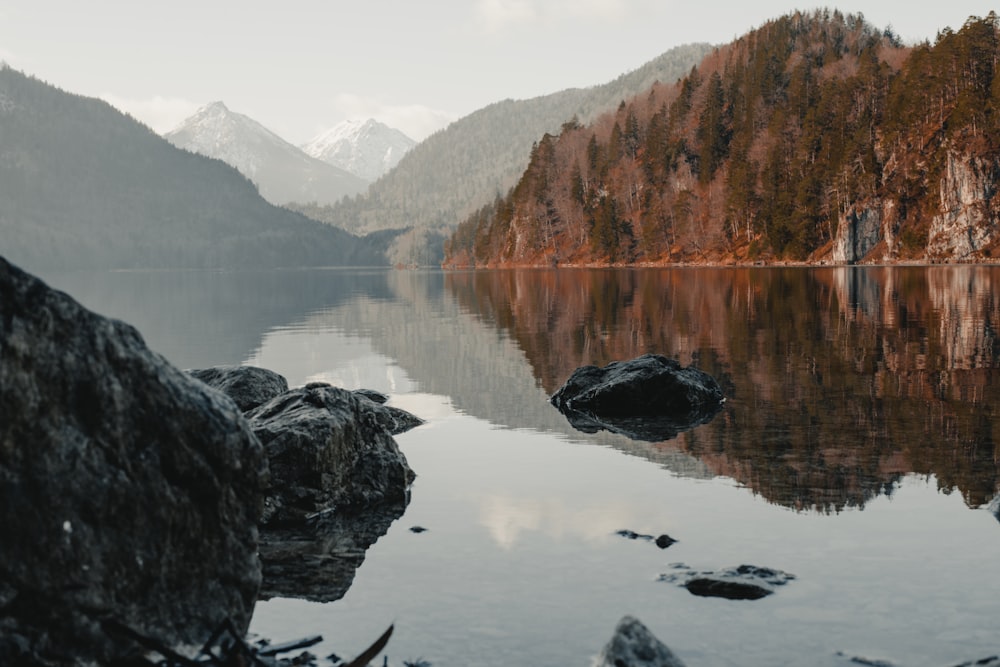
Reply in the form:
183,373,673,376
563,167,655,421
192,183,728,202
328,93,456,142
99,93,201,135
476,0,538,30
475,0,629,30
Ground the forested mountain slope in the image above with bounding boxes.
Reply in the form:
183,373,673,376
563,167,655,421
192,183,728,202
0,67,386,276
444,11,1000,267
292,42,714,266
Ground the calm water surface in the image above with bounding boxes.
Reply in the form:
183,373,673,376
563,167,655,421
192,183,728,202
50,266,1000,667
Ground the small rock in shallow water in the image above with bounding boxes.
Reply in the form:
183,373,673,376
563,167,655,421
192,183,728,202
659,563,795,600
655,534,678,549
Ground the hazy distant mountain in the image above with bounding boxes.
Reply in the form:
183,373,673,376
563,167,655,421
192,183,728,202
165,102,368,206
289,42,715,266
302,118,416,182
0,67,388,276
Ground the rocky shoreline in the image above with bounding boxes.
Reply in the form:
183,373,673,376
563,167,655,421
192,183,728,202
2,254,996,667
0,255,421,666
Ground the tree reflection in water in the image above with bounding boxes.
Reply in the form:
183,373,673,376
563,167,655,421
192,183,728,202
445,266,1000,513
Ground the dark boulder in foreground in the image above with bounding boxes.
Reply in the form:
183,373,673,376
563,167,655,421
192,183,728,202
189,365,289,411
550,354,725,442
189,368,423,604
246,383,416,526
247,384,417,601
594,615,687,667
659,563,796,600
0,256,268,666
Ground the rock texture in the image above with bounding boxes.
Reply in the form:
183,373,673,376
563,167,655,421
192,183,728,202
658,564,796,600
927,151,999,258
189,365,290,411
550,354,725,442
0,256,268,666
246,383,416,525
189,369,422,604
594,616,687,667
831,203,893,263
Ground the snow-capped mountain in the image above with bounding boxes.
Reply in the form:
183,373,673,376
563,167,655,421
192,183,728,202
302,119,416,182
164,102,368,207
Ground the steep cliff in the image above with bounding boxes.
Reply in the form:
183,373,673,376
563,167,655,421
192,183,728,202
445,12,1000,268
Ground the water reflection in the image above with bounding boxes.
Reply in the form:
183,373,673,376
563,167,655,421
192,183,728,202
47,265,1000,515
444,267,1000,513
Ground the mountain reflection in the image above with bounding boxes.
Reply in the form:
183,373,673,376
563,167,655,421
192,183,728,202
48,264,1000,515
444,267,1000,513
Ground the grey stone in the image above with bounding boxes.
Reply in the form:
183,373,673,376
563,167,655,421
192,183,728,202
189,365,289,412
550,354,725,442
659,564,796,601
594,615,686,667
353,388,389,404
246,383,416,525
0,256,268,666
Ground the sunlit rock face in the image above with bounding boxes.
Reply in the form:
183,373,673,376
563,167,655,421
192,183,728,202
0,256,267,666
928,152,1000,258
832,204,887,263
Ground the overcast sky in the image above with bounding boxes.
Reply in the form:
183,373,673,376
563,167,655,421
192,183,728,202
0,2,991,143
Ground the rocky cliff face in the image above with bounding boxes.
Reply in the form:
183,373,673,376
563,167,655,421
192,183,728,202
831,204,889,263
927,151,1000,258
831,150,1000,264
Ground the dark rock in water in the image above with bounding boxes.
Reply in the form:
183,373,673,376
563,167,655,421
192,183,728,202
685,576,773,600
0,256,267,666
659,563,795,601
655,534,678,549
384,405,425,435
189,365,289,412
246,383,416,525
259,502,406,602
550,354,725,442
354,388,389,404
594,615,687,667
615,529,678,549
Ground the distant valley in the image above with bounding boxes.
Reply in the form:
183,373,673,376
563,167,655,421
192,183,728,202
0,67,388,277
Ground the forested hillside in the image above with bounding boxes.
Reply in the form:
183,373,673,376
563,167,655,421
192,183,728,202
444,11,1000,267
0,67,387,275
292,42,714,266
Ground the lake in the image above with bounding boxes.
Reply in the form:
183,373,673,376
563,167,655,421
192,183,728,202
49,266,1000,667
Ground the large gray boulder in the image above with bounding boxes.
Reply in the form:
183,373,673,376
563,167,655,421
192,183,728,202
551,354,725,442
189,365,289,411
594,616,687,667
0,256,268,666
246,382,416,525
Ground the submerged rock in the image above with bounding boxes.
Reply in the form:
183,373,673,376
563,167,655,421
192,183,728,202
594,615,687,667
550,354,725,442
246,383,416,525
615,529,678,549
0,256,267,666
259,503,406,602
189,365,289,411
659,563,796,600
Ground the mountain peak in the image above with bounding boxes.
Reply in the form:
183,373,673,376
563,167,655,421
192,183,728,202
163,103,367,207
302,118,416,182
